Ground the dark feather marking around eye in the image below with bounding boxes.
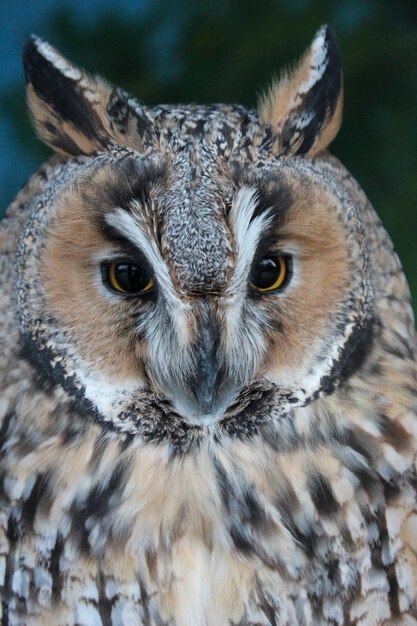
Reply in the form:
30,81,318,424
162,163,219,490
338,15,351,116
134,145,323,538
223,386,276,423
100,223,154,270
230,166,292,231
250,182,293,274
105,157,164,214
84,157,164,230
251,180,292,226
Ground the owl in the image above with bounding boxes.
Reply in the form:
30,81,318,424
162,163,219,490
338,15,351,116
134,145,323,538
0,24,416,626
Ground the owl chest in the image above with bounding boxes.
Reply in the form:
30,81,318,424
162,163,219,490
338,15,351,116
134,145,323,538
2,406,416,625
0,501,383,626
5,524,402,626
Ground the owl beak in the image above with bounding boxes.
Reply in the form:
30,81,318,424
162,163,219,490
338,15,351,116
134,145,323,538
190,315,221,415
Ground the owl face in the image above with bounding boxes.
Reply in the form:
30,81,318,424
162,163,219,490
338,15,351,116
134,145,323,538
18,27,373,441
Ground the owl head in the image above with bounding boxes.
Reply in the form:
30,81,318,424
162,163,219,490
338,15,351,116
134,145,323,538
18,26,374,448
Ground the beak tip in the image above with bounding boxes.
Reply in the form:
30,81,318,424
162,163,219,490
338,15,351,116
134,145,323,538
192,385,218,416
198,393,215,415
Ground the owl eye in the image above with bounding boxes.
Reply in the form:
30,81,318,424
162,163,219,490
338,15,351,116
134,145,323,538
250,255,289,292
102,262,155,295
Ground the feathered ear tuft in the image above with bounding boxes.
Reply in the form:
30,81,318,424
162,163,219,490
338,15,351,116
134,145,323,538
23,35,115,156
258,25,343,157
23,36,153,157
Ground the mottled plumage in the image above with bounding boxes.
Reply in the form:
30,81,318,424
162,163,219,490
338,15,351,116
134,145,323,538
0,26,416,626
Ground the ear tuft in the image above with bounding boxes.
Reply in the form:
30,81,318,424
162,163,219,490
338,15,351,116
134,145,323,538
24,35,116,156
24,35,82,84
259,25,343,157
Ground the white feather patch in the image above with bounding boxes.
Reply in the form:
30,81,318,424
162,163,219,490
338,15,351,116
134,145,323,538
298,26,329,97
227,186,272,295
105,209,191,341
31,36,83,81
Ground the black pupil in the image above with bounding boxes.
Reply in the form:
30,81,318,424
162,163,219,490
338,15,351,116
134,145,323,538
114,264,150,292
254,258,280,289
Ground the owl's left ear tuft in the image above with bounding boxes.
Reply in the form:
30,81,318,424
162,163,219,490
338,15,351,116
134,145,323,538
259,25,343,157
23,35,115,156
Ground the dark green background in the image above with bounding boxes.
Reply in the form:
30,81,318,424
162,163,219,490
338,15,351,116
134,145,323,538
1,0,416,314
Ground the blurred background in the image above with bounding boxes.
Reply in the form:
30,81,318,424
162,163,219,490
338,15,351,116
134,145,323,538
0,0,416,312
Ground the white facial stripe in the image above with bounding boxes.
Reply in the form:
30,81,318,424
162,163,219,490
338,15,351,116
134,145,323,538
221,186,272,375
227,186,272,295
105,209,191,341
106,209,174,297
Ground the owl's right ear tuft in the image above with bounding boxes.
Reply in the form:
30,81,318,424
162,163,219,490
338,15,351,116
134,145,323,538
24,36,121,156
259,25,343,157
